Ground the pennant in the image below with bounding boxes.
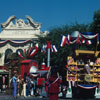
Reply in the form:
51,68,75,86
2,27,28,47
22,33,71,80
41,45,47,52
30,43,39,57
51,45,58,52
67,34,71,45
30,49,36,57
60,35,67,47
34,43,39,50
18,51,24,58
51,45,54,52
86,40,92,45
81,38,86,44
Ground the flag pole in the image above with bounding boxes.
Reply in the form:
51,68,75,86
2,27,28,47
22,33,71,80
47,41,51,67
47,41,51,79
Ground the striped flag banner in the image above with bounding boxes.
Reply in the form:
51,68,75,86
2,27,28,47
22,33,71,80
86,40,92,45
67,34,71,45
18,51,24,58
51,45,58,52
41,44,47,52
60,35,67,47
30,43,39,57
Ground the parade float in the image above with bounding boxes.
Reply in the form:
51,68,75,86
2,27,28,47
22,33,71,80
66,50,100,99
18,43,49,77
64,31,100,99
17,30,100,99
18,42,51,81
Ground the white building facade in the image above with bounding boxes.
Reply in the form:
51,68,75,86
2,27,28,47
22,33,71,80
0,16,48,66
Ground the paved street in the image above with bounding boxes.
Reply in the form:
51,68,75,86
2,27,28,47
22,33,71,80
0,96,98,100
0,96,48,100
0,95,68,100
0,95,98,100
0,93,98,100
0,93,68,100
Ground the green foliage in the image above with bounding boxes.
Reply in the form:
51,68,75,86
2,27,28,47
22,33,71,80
89,9,100,33
6,52,22,75
37,23,89,77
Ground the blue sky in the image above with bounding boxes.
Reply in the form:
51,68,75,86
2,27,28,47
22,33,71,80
0,0,100,31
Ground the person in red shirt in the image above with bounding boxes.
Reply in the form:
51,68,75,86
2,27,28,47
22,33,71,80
48,72,62,100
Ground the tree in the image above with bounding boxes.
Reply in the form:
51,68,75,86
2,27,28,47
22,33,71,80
37,23,89,84
89,9,100,50
48,23,89,65
6,52,22,76
89,9,100,33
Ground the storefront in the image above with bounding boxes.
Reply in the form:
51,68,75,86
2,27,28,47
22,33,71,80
0,70,9,92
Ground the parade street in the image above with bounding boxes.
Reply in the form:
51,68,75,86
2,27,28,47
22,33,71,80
0,93,66,100
0,96,97,100
0,93,97,100
0,95,68,100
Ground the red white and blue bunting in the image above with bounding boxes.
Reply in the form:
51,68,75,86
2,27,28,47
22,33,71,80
18,43,39,58
80,32,98,39
0,32,99,54
41,44,47,53
0,40,33,47
51,45,58,52
0,40,32,44
78,84,97,89
60,32,99,47
18,42,57,59
41,44,58,53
